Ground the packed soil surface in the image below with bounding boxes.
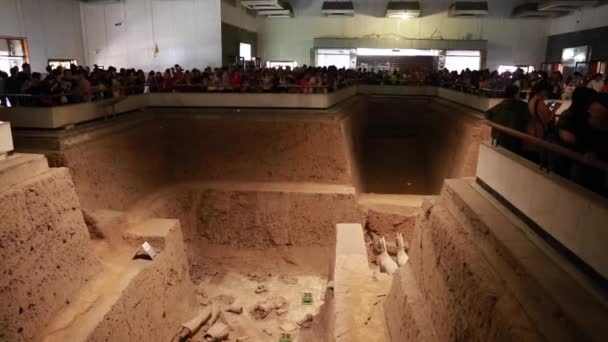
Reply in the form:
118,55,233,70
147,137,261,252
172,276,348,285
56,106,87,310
187,242,332,342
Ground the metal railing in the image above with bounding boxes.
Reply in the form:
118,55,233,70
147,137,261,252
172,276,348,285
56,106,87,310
485,120,608,171
484,120,608,197
0,79,497,108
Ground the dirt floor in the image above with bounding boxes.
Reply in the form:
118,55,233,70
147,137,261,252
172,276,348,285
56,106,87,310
187,243,332,342
362,136,431,194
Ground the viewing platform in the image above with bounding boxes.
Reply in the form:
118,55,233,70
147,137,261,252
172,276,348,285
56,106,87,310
0,86,571,129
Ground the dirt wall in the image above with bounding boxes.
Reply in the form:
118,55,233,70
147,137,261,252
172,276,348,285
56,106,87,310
128,183,365,249
0,168,102,342
163,116,352,184
425,102,491,193
362,96,488,195
403,200,544,341
339,97,368,193
57,120,171,210
15,108,356,212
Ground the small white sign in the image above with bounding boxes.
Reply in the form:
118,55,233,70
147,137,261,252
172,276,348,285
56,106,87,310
133,241,158,260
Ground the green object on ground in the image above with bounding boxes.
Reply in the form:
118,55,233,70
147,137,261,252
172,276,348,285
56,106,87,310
302,292,313,305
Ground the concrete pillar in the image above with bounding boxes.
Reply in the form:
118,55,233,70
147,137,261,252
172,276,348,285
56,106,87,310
0,121,14,160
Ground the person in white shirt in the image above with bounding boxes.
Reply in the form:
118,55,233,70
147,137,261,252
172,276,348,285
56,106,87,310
587,73,605,92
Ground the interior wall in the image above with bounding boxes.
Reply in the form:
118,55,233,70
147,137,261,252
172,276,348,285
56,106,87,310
0,0,84,72
221,0,259,33
548,4,608,36
221,0,259,65
80,0,222,71
546,26,608,63
258,1,549,70
221,23,257,66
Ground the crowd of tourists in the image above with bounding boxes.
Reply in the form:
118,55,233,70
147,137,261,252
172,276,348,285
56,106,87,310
1,62,606,107
485,80,608,196
0,63,360,106
1,61,607,194
335,67,608,99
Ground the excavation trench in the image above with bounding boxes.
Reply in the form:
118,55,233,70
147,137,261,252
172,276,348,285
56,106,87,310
5,95,490,341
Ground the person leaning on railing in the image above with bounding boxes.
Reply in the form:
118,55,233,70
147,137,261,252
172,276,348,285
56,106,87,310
558,91,608,195
523,81,562,162
485,85,530,155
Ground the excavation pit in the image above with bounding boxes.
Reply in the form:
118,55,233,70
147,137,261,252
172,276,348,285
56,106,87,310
4,94,605,342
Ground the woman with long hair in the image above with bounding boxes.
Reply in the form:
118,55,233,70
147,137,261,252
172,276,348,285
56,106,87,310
523,80,562,161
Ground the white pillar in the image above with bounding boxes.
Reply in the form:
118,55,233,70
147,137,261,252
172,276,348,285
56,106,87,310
0,121,14,161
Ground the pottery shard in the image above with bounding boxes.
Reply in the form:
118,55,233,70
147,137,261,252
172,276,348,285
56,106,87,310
255,284,268,294
297,313,313,326
226,304,243,314
250,296,288,319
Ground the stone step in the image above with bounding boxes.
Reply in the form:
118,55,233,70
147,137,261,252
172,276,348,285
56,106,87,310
0,167,102,342
123,217,181,251
331,223,391,342
0,153,48,191
438,178,608,341
41,243,149,342
41,218,196,342
356,193,426,217
84,209,128,243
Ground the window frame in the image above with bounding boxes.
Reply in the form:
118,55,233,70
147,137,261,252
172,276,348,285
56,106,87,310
0,36,29,60
48,58,78,70
0,36,29,74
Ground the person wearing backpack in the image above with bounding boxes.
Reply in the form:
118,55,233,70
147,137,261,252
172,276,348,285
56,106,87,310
485,85,530,155
559,90,608,194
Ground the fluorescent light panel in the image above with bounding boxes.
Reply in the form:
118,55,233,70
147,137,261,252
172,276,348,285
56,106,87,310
356,48,440,56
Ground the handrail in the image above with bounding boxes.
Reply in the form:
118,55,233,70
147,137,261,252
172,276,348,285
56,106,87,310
484,120,608,172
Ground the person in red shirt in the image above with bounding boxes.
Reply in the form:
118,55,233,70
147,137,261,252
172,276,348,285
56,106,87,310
230,70,241,92
162,69,174,92
299,74,310,93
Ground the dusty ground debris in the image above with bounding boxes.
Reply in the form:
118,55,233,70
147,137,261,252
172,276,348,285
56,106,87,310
254,284,268,294
278,274,298,285
213,294,235,305
204,321,229,341
251,296,288,319
280,321,298,332
247,271,272,283
226,304,243,314
297,313,313,327
172,307,213,342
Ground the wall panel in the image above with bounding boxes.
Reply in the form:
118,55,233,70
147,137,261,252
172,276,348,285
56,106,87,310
0,0,84,72
80,0,222,71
